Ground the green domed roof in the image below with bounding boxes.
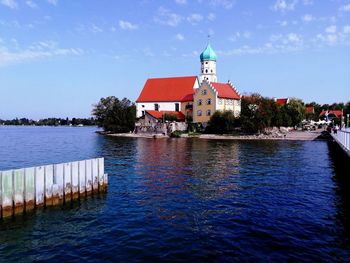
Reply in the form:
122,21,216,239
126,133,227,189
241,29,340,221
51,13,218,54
200,43,217,61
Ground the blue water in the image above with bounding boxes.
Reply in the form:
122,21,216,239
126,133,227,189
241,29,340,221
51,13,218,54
0,126,349,262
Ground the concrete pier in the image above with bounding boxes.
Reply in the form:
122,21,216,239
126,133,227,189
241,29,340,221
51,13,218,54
0,158,107,219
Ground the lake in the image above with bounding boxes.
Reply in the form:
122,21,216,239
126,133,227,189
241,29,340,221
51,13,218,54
0,126,349,261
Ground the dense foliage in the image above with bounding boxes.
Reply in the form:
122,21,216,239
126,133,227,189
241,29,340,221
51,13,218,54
92,96,136,133
0,117,95,126
240,95,305,133
206,111,239,134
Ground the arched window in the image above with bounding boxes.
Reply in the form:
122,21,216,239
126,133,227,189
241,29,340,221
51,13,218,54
201,89,207,95
201,70,203,73
197,110,202,116
206,110,211,116
206,98,211,105
205,69,208,73
198,99,202,106
211,70,213,73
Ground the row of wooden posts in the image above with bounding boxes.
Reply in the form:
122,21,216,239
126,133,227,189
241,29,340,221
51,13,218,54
0,158,108,219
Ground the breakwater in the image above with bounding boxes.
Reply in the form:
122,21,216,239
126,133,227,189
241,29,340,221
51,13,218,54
0,157,107,219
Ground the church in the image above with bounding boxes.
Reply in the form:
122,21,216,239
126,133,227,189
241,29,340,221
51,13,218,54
136,43,241,124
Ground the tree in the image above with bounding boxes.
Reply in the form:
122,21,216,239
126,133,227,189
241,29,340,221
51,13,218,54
284,98,305,127
206,110,238,134
92,96,136,133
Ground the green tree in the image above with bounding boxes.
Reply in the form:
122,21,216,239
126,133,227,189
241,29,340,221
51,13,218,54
284,98,305,127
206,110,238,134
92,96,136,132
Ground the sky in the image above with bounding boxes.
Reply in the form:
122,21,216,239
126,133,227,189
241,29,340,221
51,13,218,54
0,0,349,119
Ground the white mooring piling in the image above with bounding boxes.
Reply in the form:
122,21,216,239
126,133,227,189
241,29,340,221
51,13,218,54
0,157,108,219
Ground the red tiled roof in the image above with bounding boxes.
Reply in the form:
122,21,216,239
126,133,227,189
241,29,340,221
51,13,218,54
136,76,197,102
146,110,186,121
319,110,343,118
211,82,240,99
276,98,288,105
305,106,315,114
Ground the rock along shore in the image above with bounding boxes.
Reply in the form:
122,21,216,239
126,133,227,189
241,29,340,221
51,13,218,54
104,130,323,141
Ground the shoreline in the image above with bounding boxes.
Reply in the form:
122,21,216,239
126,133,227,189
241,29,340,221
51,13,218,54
105,130,324,141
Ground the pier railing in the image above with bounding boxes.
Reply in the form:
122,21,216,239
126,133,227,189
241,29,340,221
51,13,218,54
0,157,107,219
331,130,350,157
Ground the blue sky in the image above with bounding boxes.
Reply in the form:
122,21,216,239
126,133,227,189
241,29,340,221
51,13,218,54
0,0,349,119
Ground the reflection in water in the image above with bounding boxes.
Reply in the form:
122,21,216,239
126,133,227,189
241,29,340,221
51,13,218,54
1,127,350,261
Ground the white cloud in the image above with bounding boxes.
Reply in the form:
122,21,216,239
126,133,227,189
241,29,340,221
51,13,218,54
208,0,235,9
119,20,138,30
207,13,216,21
187,13,203,25
229,31,251,42
272,0,297,12
0,0,18,9
316,33,338,45
340,4,350,12
154,7,182,27
142,48,154,57
47,0,58,5
26,0,37,8
269,32,302,46
279,20,288,26
175,0,186,4
90,24,103,33
175,33,184,41
0,39,83,67
344,25,350,34
325,25,337,34
287,33,301,43
302,14,313,23
302,0,313,5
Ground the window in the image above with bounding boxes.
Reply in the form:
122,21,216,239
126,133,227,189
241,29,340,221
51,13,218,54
206,110,211,116
197,110,202,116
201,70,203,73
154,103,159,111
206,98,212,105
211,70,213,73
198,99,202,106
201,89,207,95
142,105,145,108
205,62,208,64
175,103,179,112
218,99,222,105
142,111,145,116
205,69,208,73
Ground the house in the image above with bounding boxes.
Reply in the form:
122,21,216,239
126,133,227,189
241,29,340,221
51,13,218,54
319,110,343,121
135,42,241,125
193,80,241,123
136,76,199,120
274,98,289,106
305,106,315,114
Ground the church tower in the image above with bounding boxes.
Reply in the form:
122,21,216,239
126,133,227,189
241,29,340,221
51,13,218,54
199,43,217,83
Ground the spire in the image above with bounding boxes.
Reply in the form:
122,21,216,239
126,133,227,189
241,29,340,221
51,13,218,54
200,42,217,61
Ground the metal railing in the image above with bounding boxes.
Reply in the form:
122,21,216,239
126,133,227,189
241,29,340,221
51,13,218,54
331,129,350,156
